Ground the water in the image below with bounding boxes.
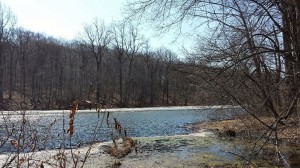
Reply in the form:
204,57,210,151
0,107,237,152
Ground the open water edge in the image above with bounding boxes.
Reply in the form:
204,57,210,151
0,107,238,152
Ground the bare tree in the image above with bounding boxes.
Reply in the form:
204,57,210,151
0,2,16,109
157,48,177,105
6,29,18,100
125,0,300,118
16,29,33,106
30,33,50,105
81,18,111,103
111,22,147,106
143,46,160,105
111,22,130,106
124,24,145,105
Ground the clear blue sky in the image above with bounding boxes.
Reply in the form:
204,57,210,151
1,0,193,56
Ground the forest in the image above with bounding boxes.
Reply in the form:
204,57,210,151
0,0,299,118
0,27,189,110
0,4,236,111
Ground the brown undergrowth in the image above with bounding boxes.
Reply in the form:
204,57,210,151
109,137,136,158
107,117,137,159
189,115,300,167
190,114,300,143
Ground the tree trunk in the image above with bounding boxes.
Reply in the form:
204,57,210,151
9,50,14,100
96,62,101,102
118,57,123,106
282,1,297,117
0,50,3,109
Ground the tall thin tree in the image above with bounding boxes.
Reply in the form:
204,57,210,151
0,2,16,109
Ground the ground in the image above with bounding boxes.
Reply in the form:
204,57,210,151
189,114,300,143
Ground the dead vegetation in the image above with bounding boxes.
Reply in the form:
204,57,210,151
191,114,300,142
106,117,137,159
65,100,137,166
108,137,136,159
188,114,300,167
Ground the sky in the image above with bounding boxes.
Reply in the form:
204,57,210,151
1,0,193,56
1,0,123,40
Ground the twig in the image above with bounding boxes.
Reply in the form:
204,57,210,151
274,124,290,167
80,109,107,168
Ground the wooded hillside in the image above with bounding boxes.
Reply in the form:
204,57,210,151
0,24,226,110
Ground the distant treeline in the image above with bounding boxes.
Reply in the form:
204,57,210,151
0,26,229,110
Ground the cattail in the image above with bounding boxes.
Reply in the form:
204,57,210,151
10,139,18,148
69,118,73,125
67,102,78,137
67,125,74,136
19,157,25,164
70,104,77,113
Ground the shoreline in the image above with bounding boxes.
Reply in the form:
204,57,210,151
1,116,299,167
0,131,216,167
189,114,300,143
1,105,240,115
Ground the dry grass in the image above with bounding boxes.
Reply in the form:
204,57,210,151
109,137,136,158
192,115,300,142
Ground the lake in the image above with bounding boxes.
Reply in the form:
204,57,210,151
0,106,239,152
